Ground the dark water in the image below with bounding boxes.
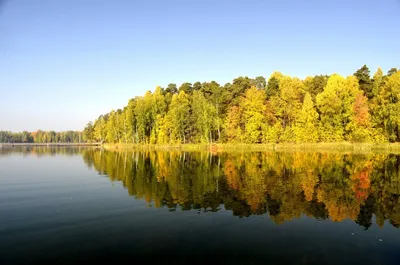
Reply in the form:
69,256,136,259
1,147,400,265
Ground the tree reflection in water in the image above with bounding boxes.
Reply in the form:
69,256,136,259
76,149,400,229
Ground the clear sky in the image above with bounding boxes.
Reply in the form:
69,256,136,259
0,0,399,132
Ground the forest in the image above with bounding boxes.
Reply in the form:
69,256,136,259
83,65,400,144
0,130,83,143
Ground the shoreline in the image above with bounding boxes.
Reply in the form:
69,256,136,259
0,143,101,148
102,142,400,154
2,142,400,153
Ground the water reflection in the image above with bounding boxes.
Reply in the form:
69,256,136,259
0,146,84,157
77,149,400,229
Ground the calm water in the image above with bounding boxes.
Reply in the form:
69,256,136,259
1,147,400,265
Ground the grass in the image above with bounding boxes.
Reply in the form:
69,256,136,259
102,142,400,154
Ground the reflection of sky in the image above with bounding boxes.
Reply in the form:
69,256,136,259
1,0,400,132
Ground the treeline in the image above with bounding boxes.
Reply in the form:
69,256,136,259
84,65,400,144
0,130,84,143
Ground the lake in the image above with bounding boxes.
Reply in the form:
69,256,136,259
1,147,400,265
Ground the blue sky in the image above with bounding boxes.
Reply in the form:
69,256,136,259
0,0,399,132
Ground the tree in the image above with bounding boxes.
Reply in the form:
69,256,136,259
106,110,119,143
373,72,400,142
125,98,137,143
201,81,225,141
21,131,33,143
387,68,398,76
178,82,193,94
354,65,373,99
372,68,384,98
266,72,283,98
294,93,319,142
225,76,253,106
191,90,217,143
269,76,304,142
150,86,167,143
165,91,190,143
165,83,177,94
316,74,346,141
192,82,202,91
83,122,94,142
348,92,372,142
240,86,266,143
304,75,328,99
253,76,266,90
93,115,108,143
224,106,242,143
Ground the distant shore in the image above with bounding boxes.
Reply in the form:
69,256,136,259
0,143,101,148
102,142,400,153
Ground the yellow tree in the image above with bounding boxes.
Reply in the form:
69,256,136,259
348,92,372,142
165,91,190,143
316,74,346,141
270,76,304,142
224,106,242,143
240,86,266,143
373,71,400,142
150,86,167,143
294,92,319,142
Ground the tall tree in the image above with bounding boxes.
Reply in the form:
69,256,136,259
165,91,190,143
387,68,398,76
354,65,373,100
201,81,225,141
294,93,319,142
165,83,177,94
373,72,400,142
178,82,193,94
348,92,372,142
224,106,243,143
304,75,328,99
316,74,346,141
191,90,217,143
266,72,283,98
253,76,266,90
240,86,266,143
83,122,94,142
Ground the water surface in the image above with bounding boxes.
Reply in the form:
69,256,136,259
1,147,400,264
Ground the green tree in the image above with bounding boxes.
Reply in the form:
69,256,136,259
83,122,94,142
253,76,266,90
304,75,328,99
373,72,400,142
191,90,217,143
387,68,398,76
201,81,225,141
165,91,190,143
354,65,373,99
178,82,193,94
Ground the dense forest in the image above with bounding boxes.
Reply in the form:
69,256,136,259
83,65,400,144
0,130,84,143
